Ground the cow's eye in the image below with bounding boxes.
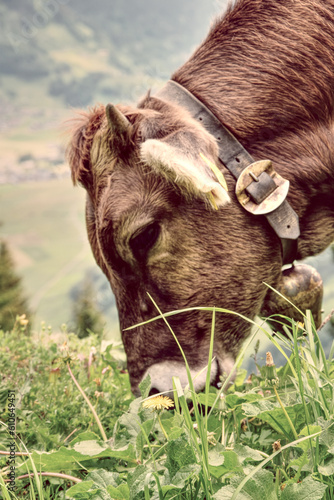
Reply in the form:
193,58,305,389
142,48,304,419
129,222,160,260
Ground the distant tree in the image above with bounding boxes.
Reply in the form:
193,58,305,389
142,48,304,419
0,240,31,332
72,279,105,339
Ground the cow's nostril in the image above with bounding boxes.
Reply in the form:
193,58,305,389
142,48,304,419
148,387,160,397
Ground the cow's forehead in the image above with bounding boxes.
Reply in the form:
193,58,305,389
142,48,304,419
96,163,174,228
87,99,231,211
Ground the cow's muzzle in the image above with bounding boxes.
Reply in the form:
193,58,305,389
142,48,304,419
136,356,235,398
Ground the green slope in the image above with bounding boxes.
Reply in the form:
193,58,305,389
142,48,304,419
0,179,119,335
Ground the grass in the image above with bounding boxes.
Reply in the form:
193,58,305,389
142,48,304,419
1,305,334,499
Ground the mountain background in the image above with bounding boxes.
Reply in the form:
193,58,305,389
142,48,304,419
0,0,229,334
1,0,227,106
0,0,333,354
0,0,227,182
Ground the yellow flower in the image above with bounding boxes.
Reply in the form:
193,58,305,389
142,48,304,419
142,395,174,411
18,314,29,326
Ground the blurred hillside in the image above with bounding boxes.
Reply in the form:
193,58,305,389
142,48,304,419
1,0,225,105
0,0,226,182
0,0,228,331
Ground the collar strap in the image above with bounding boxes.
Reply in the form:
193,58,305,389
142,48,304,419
155,80,300,265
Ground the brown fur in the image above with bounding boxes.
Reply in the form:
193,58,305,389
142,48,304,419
67,0,334,394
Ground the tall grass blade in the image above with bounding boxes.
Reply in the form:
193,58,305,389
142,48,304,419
263,282,305,317
0,474,14,500
67,363,108,441
204,308,216,440
146,294,212,497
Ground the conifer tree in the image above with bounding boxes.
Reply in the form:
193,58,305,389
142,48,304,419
72,279,105,339
0,240,31,332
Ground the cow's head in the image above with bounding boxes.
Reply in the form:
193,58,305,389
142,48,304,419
67,95,282,396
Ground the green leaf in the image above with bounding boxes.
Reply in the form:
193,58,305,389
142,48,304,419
281,475,328,500
106,484,130,500
117,411,141,444
106,444,137,463
233,368,248,387
318,456,334,476
70,432,102,445
213,468,277,500
139,375,151,399
168,412,184,428
136,418,155,457
66,471,124,499
243,402,307,437
66,480,95,499
166,427,184,441
159,485,180,499
297,425,322,451
171,463,201,487
165,435,197,478
288,450,309,471
197,392,220,407
159,412,185,440
25,443,137,472
233,444,263,463
208,447,225,467
226,391,264,409
318,417,334,453
213,484,250,500
73,440,109,456
209,449,241,479
88,470,122,489
84,489,110,500
158,464,201,499
127,465,156,500
289,424,323,471
242,400,276,417
67,470,126,499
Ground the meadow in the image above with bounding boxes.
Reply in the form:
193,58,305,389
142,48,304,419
1,307,334,499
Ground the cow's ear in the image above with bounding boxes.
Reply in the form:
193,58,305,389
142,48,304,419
66,106,105,191
140,133,230,208
67,104,132,195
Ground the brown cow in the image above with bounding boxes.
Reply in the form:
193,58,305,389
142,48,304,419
67,0,334,396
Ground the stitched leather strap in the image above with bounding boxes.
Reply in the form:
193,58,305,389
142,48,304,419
155,80,300,265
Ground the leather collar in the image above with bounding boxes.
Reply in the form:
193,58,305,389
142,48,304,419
155,80,300,265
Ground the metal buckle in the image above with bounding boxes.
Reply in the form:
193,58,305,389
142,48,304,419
235,160,290,215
